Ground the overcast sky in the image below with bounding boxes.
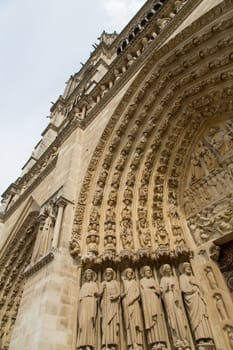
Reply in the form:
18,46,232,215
0,0,145,196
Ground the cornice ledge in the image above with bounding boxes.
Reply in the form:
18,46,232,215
24,250,55,278
66,0,214,131
3,156,58,221
80,246,193,267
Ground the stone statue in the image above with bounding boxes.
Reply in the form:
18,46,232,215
92,189,103,206
214,293,228,320
105,207,116,223
104,235,116,252
156,227,169,247
122,268,143,350
100,268,120,350
108,190,117,206
89,207,100,225
204,266,218,289
140,266,167,350
77,269,99,350
206,126,225,156
31,200,57,262
120,220,134,250
86,234,99,256
179,263,213,345
160,264,190,349
224,325,233,349
174,0,187,13
138,227,152,248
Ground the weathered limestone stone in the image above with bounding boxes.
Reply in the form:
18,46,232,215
1,0,233,349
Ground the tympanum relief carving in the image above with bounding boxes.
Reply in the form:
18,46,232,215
184,119,233,245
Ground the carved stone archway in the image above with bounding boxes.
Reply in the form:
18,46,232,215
70,4,233,350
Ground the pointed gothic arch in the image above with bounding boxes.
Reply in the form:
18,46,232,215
71,4,233,261
70,6,233,349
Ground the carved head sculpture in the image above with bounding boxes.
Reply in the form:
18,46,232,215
105,235,116,244
86,233,99,244
160,264,172,277
83,269,97,282
208,126,219,137
179,262,192,275
209,243,220,261
140,265,153,278
103,267,116,281
123,267,135,280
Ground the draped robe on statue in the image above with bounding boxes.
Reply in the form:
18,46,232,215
160,275,189,348
100,279,120,347
77,281,98,348
140,277,167,346
122,279,143,347
179,273,212,342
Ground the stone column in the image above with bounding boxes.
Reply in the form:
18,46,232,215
52,197,68,249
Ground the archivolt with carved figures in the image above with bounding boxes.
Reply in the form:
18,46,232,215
71,3,233,259
70,2,233,349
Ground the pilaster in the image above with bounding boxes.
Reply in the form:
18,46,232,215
9,249,79,350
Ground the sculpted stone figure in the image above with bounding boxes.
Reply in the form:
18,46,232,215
204,266,218,290
89,207,100,225
108,190,117,206
100,268,120,350
179,263,213,346
121,221,134,250
31,200,57,262
174,0,187,13
160,264,190,350
86,234,99,256
126,171,135,187
140,266,167,350
77,269,98,350
206,126,230,156
105,207,116,224
98,170,108,187
139,227,152,248
214,293,228,320
122,268,143,350
92,189,103,206
224,325,233,349
156,227,169,247
104,235,116,252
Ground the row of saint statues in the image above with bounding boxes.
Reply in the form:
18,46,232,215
77,263,214,350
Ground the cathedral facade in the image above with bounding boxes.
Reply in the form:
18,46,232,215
1,0,233,349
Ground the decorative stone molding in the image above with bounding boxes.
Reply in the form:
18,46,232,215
71,1,233,260
24,250,55,278
0,215,38,348
2,2,233,349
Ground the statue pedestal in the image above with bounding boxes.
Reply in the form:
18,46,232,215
197,341,216,350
